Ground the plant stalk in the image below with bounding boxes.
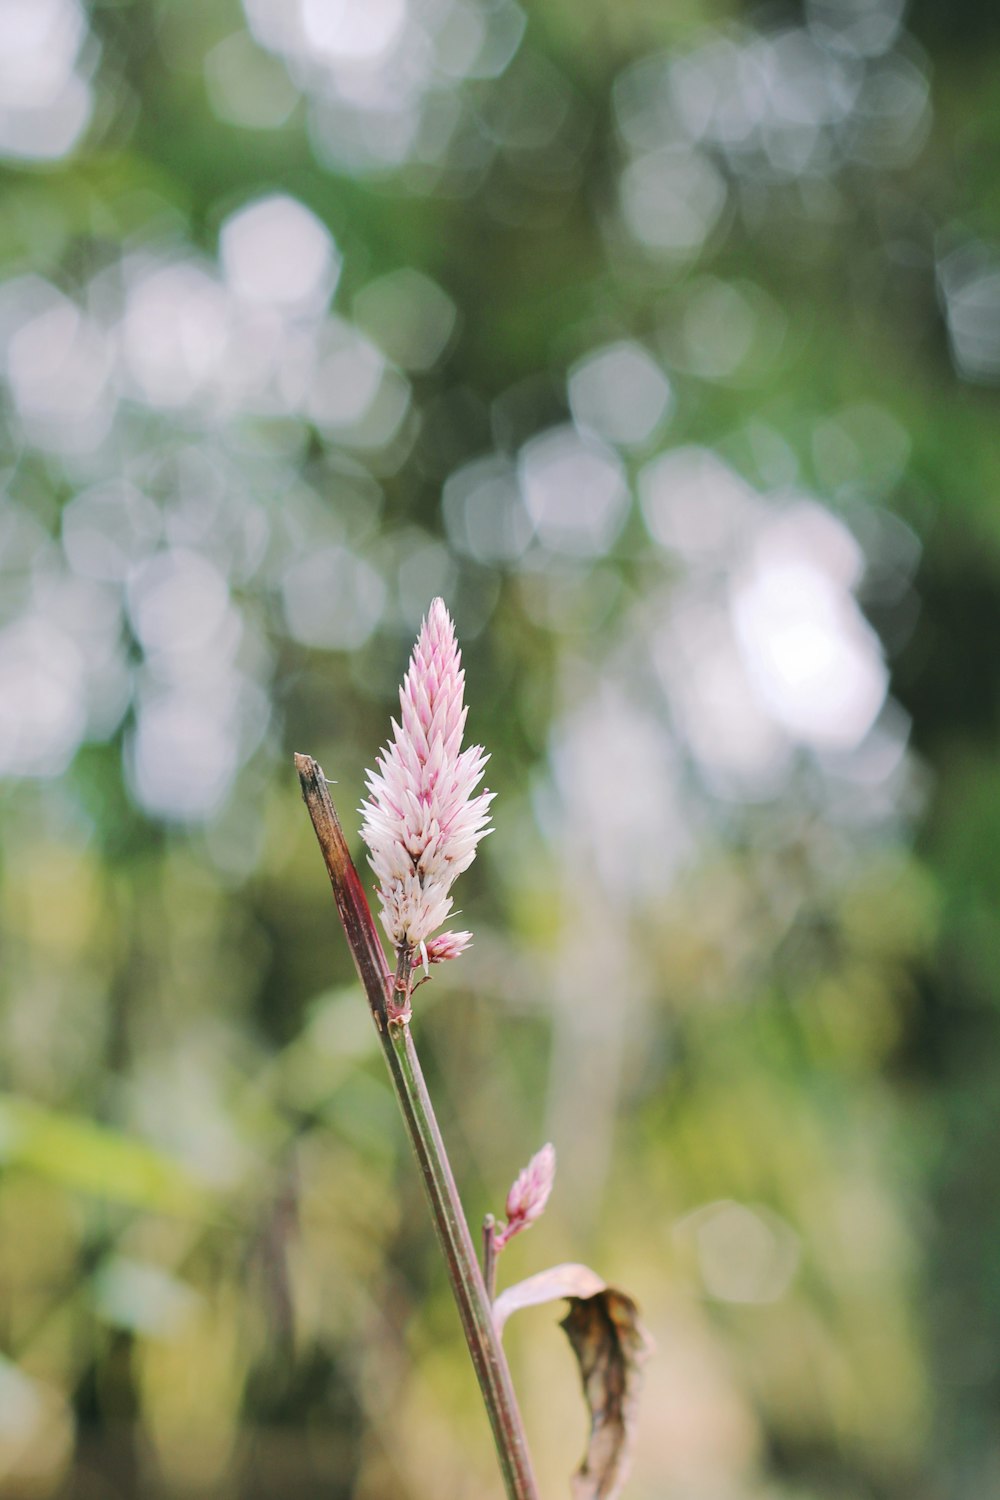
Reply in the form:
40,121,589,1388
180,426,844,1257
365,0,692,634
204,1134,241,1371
483,1214,498,1303
295,754,539,1500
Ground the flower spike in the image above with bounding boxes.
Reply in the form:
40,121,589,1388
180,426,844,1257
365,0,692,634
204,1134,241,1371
360,599,494,968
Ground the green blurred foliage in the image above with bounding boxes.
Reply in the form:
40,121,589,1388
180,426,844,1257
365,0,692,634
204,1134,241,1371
0,0,998,1496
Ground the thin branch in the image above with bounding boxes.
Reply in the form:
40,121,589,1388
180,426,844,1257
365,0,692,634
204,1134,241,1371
295,754,539,1500
483,1214,498,1304
294,753,392,1030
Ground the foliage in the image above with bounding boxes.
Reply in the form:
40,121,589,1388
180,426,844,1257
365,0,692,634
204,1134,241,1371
0,0,997,1495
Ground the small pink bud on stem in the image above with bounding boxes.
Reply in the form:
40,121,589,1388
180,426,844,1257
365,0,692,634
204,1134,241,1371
494,1143,557,1255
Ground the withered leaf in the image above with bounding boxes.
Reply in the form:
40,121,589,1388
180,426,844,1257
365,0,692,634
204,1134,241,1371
493,1263,652,1500
561,1287,649,1500
492,1262,607,1334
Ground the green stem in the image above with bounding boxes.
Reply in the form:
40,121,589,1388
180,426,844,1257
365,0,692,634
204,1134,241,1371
295,754,539,1500
386,1019,537,1497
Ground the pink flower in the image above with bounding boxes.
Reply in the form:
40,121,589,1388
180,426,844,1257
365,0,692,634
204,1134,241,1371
495,1143,556,1249
424,930,473,964
360,599,493,962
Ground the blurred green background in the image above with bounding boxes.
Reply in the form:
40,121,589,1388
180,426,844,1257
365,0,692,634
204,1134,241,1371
1,0,999,1495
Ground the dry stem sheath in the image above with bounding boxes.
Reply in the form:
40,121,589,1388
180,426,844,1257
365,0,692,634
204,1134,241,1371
295,753,539,1500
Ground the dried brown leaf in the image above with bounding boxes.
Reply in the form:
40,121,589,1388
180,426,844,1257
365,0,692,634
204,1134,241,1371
561,1287,649,1500
493,1263,652,1500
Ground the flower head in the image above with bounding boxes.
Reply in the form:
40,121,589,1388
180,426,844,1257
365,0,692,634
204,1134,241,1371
495,1143,556,1249
360,599,493,961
